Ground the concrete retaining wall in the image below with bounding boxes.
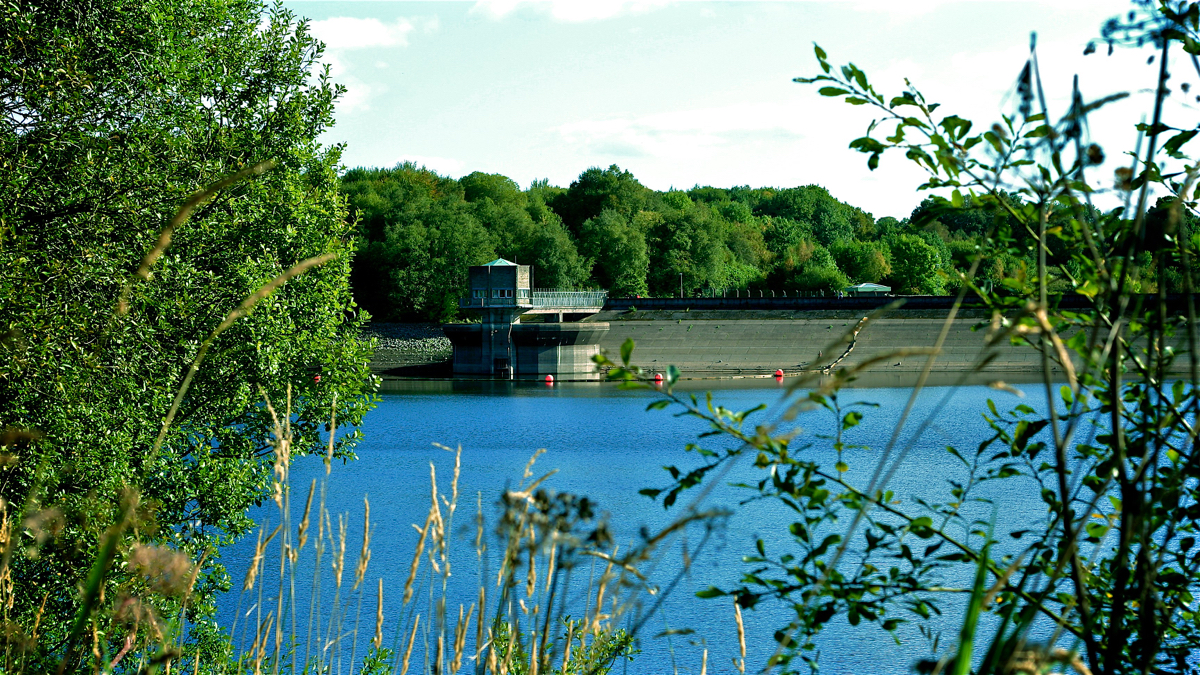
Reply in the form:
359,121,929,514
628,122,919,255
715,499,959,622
592,312,1187,378
443,322,609,376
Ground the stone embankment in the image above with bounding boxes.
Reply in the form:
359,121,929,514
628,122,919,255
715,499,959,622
362,323,452,372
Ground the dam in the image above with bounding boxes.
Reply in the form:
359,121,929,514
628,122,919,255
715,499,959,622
442,259,609,378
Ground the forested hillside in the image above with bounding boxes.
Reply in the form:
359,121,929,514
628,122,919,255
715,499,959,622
343,163,1191,322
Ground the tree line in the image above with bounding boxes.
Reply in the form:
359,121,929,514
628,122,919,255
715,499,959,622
344,163,1195,323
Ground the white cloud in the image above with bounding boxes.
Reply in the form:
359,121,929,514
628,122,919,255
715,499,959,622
395,155,469,177
308,17,414,114
470,0,673,23
555,102,809,159
309,17,414,50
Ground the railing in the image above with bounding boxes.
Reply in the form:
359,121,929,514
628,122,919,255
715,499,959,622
530,290,608,308
458,297,527,308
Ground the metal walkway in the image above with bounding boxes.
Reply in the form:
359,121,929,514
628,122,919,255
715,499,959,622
528,289,607,312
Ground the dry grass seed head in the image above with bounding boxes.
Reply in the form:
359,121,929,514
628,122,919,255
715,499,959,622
128,543,195,597
589,550,617,637
326,392,338,474
562,621,574,673
734,599,746,675
354,497,371,590
403,510,432,604
295,479,316,562
451,602,474,673
401,614,420,675
243,528,265,592
21,507,63,559
373,578,384,650
333,514,347,588
486,626,498,674
525,531,537,598
113,593,166,643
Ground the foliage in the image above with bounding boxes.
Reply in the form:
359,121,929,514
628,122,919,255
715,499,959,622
0,0,375,666
548,164,653,236
343,164,497,322
491,620,638,675
578,210,650,297
887,233,947,294
830,239,892,283
608,2,1200,673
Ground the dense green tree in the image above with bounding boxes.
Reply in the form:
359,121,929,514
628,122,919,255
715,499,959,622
526,178,567,227
462,171,527,208
0,0,374,663
755,185,857,247
830,239,892,283
548,165,651,235
578,210,649,296
886,233,945,294
874,215,904,238
345,164,496,321
762,216,814,259
646,200,730,295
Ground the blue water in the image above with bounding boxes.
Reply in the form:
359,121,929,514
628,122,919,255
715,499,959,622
217,379,1075,675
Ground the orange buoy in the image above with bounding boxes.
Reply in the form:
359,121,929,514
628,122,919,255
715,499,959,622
774,369,784,377
545,374,554,383
313,374,321,383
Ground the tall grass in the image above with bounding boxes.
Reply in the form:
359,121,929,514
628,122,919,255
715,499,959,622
209,395,728,675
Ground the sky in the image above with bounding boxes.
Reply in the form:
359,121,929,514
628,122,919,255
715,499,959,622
286,0,1178,219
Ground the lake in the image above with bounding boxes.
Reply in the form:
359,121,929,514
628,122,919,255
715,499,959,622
217,378,1073,675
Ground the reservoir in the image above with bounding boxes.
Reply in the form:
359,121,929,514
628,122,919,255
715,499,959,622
218,378,1071,675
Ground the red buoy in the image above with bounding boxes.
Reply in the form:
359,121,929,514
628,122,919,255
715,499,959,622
654,372,664,382
545,374,554,384
774,369,784,378
313,374,321,383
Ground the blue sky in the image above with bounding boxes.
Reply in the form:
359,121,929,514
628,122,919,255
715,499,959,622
291,1,1166,219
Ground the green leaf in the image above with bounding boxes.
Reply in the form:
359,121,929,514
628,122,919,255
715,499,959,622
695,586,726,599
620,337,634,366
666,364,680,387
1024,124,1051,139
818,87,850,97
814,43,827,61
842,411,863,430
646,399,670,411
1164,129,1198,157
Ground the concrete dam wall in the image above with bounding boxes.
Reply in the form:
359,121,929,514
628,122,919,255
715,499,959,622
586,309,1188,382
590,311,1032,377
370,308,1189,382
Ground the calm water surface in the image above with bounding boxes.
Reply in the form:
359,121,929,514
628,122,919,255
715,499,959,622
219,379,1072,674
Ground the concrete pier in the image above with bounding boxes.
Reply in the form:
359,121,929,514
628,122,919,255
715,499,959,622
444,322,609,377
445,259,609,377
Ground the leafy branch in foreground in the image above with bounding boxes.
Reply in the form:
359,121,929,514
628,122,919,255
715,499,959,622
611,2,1200,673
